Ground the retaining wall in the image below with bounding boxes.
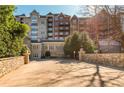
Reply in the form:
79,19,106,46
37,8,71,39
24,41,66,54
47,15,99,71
0,56,24,77
82,53,124,68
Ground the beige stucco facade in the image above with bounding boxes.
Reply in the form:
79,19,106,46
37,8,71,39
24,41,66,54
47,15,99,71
44,41,64,57
30,43,42,59
30,41,64,59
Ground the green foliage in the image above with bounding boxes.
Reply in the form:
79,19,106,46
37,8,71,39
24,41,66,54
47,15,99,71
0,5,30,58
79,31,96,53
64,31,96,57
21,45,31,55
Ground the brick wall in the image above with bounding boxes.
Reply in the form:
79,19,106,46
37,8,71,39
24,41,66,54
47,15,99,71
82,53,124,68
0,56,24,77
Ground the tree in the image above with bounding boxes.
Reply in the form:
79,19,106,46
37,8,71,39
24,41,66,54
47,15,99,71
102,5,124,48
0,5,30,58
64,36,71,56
64,32,96,57
67,32,80,57
81,5,124,50
79,31,96,53
79,5,104,50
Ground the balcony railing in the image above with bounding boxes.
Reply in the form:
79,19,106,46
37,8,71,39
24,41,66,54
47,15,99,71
48,19,53,22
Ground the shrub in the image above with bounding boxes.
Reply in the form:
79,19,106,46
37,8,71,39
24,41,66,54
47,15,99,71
64,31,96,57
45,51,51,57
21,45,31,55
0,5,30,58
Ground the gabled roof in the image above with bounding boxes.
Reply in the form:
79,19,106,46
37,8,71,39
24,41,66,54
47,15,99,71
47,12,53,15
72,15,78,19
31,9,39,15
40,15,46,18
15,14,25,17
32,9,38,13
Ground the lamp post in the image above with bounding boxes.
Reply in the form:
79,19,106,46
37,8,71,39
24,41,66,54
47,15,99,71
94,49,98,62
94,50,98,54
73,51,76,59
79,45,85,61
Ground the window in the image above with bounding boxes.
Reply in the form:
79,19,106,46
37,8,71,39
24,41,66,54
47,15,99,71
121,17,124,24
32,45,39,49
60,22,64,25
31,31,37,34
65,32,69,35
59,37,64,40
41,20,45,24
60,32,63,35
55,37,58,40
31,16,37,22
65,22,69,25
54,22,59,26
31,25,37,29
55,32,58,35
55,17,58,20
59,27,64,30
65,27,69,30
32,28,37,31
56,46,63,51
31,23,38,26
31,36,37,40
60,17,63,20
72,20,77,23
31,32,37,35
41,35,45,39
48,38,53,40
33,53,38,58
31,16,37,20
48,33,53,36
48,23,53,26
41,32,45,34
48,18,53,21
54,27,58,31
49,46,54,50
48,28,52,31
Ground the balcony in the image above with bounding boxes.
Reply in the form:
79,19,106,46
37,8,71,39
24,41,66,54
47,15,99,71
59,22,64,26
31,23,38,26
65,22,69,25
59,27,64,31
59,32,63,35
48,23,53,27
48,33,53,36
65,27,69,30
31,32,37,36
48,28,53,31
48,18,53,22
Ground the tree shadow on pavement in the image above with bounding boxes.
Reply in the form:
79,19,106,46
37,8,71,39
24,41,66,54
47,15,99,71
38,63,124,87
86,64,124,87
86,64,105,87
30,58,124,87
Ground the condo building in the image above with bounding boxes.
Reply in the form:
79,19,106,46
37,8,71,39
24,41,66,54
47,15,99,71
70,15,79,34
16,10,71,59
16,9,123,59
54,13,70,40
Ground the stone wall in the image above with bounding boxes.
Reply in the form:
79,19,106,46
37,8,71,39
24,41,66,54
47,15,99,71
0,56,24,77
82,53,124,68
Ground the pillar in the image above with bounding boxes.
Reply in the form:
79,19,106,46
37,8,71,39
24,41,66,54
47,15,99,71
23,50,30,64
79,48,85,61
